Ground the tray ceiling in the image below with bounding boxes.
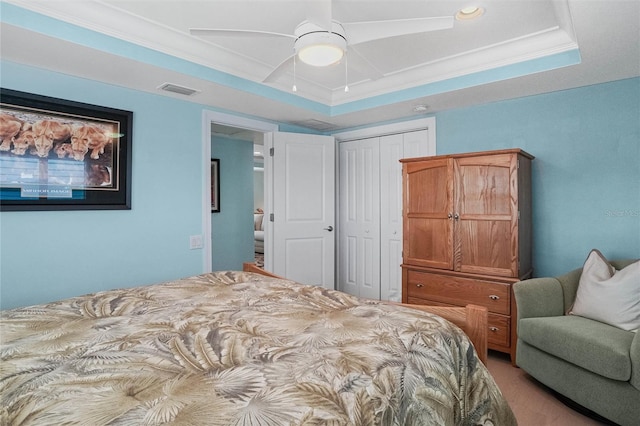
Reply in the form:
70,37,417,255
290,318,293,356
1,1,638,131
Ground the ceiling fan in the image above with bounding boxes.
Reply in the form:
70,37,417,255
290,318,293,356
189,3,454,85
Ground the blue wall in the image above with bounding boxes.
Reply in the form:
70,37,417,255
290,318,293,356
211,136,255,270
0,61,208,309
436,78,640,276
1,60,638,309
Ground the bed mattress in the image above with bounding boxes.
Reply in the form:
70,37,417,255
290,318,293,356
1,271,515,425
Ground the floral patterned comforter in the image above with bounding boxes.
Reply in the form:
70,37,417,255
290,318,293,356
1,271,516,425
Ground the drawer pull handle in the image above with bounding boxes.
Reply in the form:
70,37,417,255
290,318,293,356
415,283,424,288
489,295,500,301
489,327,500,332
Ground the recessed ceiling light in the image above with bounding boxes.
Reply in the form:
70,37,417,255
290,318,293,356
456,6,485,21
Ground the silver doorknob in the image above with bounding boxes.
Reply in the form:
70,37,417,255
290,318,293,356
324,226,334,232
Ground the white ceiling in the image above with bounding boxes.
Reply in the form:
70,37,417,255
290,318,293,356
1,0,639,132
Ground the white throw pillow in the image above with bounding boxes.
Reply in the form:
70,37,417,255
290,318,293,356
570,249,640,331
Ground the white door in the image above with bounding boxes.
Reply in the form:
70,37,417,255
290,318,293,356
338,138,380,299
379,134,404,302
403,129,435,158
271,132,335,289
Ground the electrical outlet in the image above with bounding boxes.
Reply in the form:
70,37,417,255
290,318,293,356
189,235,203,250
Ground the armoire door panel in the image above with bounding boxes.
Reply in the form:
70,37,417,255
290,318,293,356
405,159,451,215
454,153,519,276
456,164,512,216
404,218,452,269
404,158,453,269
457,220,515,276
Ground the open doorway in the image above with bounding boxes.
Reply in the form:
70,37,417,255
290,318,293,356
202,110,277,274
203,112,336,288
210,122,270,271
252,142,265,267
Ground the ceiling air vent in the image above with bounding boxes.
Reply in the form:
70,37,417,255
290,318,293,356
291,119,337,132
158,83,200,96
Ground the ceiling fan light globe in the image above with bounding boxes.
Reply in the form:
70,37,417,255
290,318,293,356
298,44,344,66
295,31,347,67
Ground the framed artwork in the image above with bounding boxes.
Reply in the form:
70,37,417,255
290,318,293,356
0,89,132,211
211,158,220,213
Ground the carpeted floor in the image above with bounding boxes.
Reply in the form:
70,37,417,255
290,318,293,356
486,351,614,425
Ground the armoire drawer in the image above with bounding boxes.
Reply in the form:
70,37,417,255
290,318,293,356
405,270,511,315
488,314,510,347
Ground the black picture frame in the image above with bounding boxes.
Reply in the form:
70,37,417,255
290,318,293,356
211,158,220,213
0,89,132,211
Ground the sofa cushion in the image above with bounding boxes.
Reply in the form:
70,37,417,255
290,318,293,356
570,249,640,331
518,315,634,381
254,213,264,231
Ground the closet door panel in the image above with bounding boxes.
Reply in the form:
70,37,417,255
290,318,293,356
402,130,433,158
359,140,380,299
338,138,380,299
380,134,404,301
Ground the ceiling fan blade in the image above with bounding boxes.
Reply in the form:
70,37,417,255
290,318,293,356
190,28,296,39
347,46,384,81
342,16,454,46
307,0,333,31
263,54,296,83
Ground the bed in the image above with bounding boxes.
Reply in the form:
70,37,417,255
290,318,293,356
1,266,516,425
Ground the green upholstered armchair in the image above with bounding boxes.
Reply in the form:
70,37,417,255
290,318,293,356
514,260,639,426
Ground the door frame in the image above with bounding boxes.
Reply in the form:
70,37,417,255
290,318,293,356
201,110,278,273
332,117,436,143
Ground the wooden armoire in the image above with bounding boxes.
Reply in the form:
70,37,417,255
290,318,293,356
401,148,534,362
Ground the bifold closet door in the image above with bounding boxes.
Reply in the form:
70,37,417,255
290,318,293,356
338,138,380,299
379,134,404,301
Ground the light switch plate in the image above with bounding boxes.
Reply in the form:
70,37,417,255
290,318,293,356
189,235,203,250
